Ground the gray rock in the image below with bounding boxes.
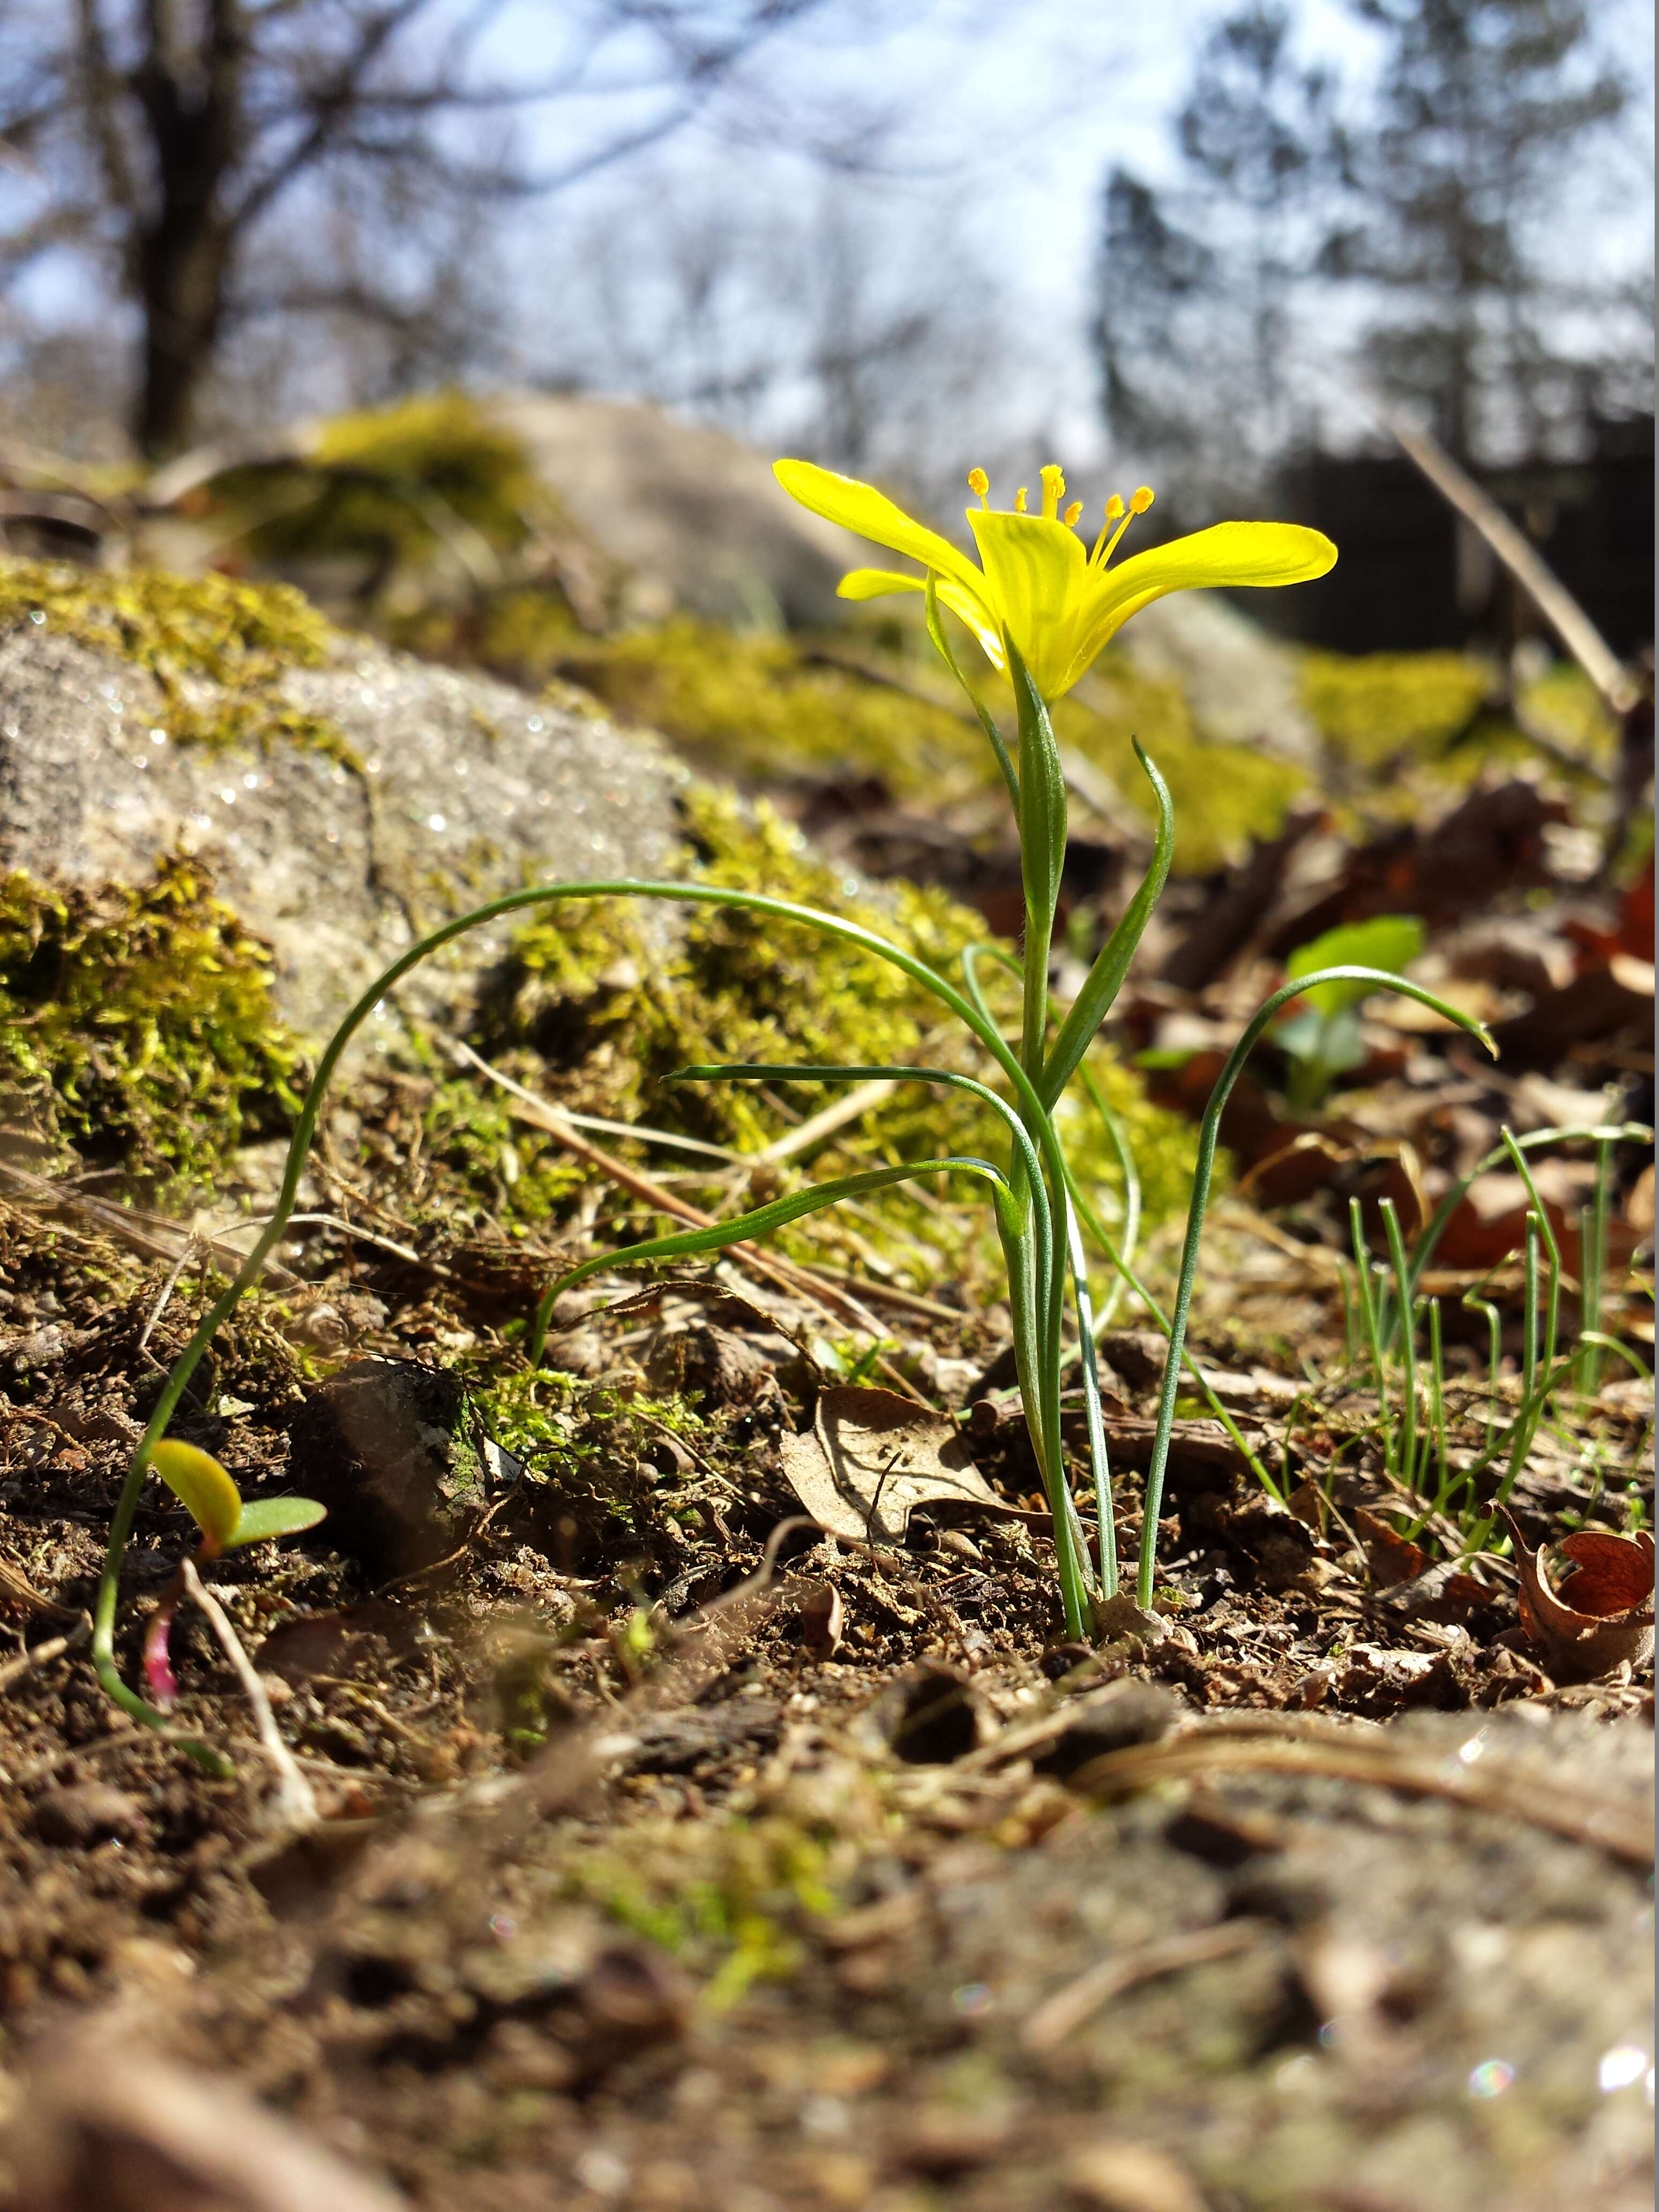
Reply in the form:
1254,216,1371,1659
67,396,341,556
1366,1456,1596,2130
0,620,686,1042
490,393,860,628
285,1358,488,1576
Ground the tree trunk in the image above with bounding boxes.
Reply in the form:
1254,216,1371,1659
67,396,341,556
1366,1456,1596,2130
137,221,233,459
131,0,248,459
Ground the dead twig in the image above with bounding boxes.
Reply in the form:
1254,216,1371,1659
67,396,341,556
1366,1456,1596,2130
1071,1715,1653,1870
1387,410,1640,718
180,1558,318,1834
1021,1920,1267,2053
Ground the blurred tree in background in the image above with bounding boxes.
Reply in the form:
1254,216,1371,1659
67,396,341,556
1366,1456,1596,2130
0,0,845,457
1097,0,1649,500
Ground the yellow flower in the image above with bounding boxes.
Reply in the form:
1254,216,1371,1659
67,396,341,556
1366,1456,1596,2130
774,457,1337,703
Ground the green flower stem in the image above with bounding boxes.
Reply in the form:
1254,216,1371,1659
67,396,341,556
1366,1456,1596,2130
1349,1198,1394,1474
1379,1199,1418,1491
1065,1167,1274,1491
1137,968,1493,1608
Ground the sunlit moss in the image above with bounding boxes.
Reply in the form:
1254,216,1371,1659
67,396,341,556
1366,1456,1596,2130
1057,651,1308,873
556,616,984,800
218,390,549,592
0,857,301,1187
1299,648,1492,768
0,555,354,764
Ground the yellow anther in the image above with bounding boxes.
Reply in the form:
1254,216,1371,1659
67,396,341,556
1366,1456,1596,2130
1014,486,1028,513
1093,483,1152,568
1062,500,1083,528
967,467,990,503
1040,464,1066,519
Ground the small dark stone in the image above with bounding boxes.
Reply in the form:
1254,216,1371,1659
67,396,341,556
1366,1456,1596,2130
1035,1682,1181,1778
286,1359,484,1575
871,1661,986,1766
33,1781,145,1846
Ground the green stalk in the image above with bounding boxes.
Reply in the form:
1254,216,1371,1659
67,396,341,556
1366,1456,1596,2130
1400,1122,1649,1328
1067,1168,1275,1491
1349,1199,1393,1474
1137,968,1493,1607
1379,1199,1418,1492
1578,1135,1613,1395
1500,1130,1562,1394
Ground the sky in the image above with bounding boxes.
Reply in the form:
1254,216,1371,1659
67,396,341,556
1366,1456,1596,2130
3,0,1650,462
490,0,1653,467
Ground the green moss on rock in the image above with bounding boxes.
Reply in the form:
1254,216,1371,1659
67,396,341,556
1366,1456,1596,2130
0,555,354,764
0,857,301,1187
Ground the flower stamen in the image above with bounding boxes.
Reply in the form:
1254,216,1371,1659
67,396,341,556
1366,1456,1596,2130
1092,484,1156,567
1039,464,1066,520
967,467,990,507
1014,486,1029,513
1062,500,1083,529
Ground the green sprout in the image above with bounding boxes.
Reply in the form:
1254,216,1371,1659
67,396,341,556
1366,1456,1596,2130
96,456,1498,1756
138,1440,324,1716
1274,915,1426,1113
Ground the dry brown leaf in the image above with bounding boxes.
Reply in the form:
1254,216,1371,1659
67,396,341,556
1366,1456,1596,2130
1355,1506,1428,1589
779,1385,1005,1543
1501,1508,1655,1680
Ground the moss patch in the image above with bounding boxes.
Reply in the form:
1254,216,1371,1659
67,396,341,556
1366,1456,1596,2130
0,856,302,1187
211,392,570,617
0,556,354,765
1299,649,1492,769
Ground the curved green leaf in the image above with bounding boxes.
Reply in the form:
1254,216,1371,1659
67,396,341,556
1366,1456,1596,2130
1041,741,1175,1108
150,1439,242,1555
529,1155,1015,1366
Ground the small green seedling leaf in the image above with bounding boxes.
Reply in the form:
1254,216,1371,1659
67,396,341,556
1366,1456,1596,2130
150,1440,326,1556
1284,915,1426,1019
150,1439,243,1556
222,1496,328,1549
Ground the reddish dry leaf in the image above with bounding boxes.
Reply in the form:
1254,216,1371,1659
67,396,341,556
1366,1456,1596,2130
1501,1509,1655,1682
1355,1507,1427,1590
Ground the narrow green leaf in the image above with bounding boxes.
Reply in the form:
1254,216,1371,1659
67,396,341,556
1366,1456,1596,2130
1284,916,1426,1019
530,1155,1015,1365
925,574,1019,812
1041,741,1175,1107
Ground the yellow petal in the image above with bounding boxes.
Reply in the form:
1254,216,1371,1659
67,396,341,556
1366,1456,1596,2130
150,1438,243,1555
1063,521,1336,692
966,510,1088,698
774,459,987,602
835,569,1004,669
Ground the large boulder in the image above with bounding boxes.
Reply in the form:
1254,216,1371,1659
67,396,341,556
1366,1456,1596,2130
491,394,859,629
0,607,686,1041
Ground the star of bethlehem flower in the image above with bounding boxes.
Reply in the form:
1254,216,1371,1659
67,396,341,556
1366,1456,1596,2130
774,457,1337,703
